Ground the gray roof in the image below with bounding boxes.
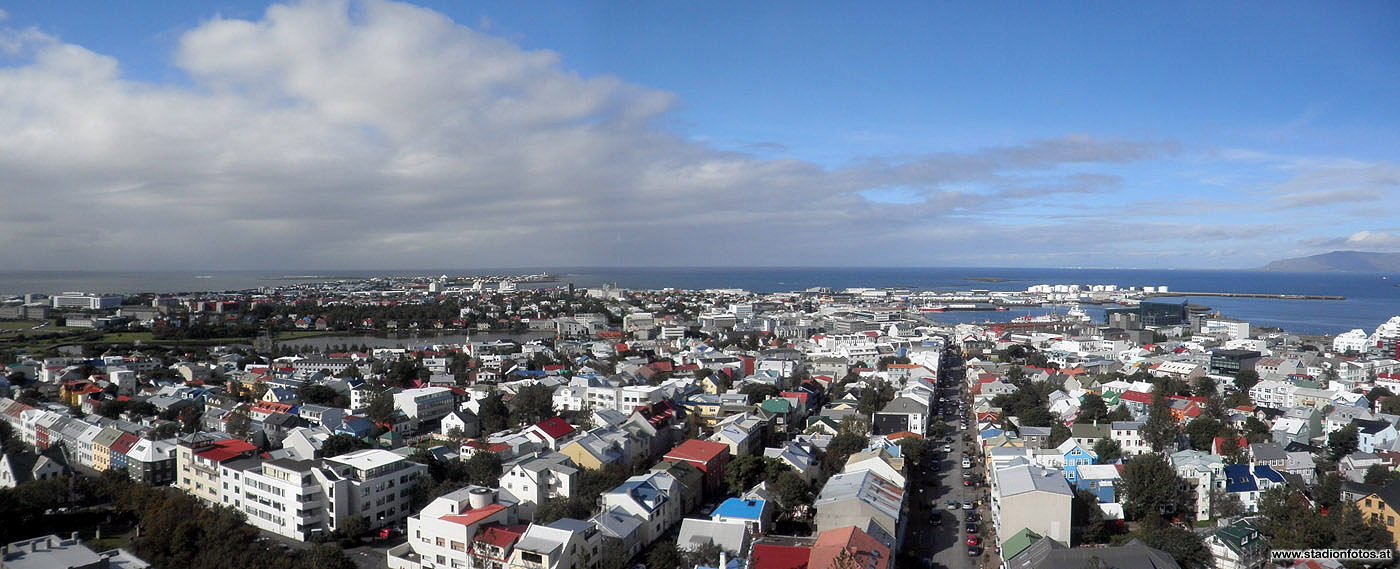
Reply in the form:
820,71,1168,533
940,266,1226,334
1011,537,1180,569
1110,421,1144,430
1249,442,1288,462
878,397,928,415
997,464,1074,498
676,518,749,553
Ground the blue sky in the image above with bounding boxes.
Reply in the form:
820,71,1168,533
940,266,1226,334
0,1,1396,269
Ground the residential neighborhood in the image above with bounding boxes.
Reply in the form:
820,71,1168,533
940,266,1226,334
3,279,1400,569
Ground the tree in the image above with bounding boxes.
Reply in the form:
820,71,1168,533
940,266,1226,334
1072,489,1111,544
771,470,813,509
366,391,396,425
1092,438,1122,463
462,450,504,487
896,438,927,467
297,384,342,406
1328,424,1360,462
822,431,868,478
1120,453,1189,521
1184,417,1222,451
739,383,782,405
1366,386,1394,404
1048,422,1072,448
1243,417,1271,444
1364,463,1400,486
299,544,356,569
1105,405,1133,422
509,384,556,426
0,421,19,455
1332,501,1396,568
1234,370,1260,393
1141,391,1178,453
1191,376,1218,399
322,434,370,458
1314,471,1343,511
1257,486,1331,550
1217,426,1246,464
1382,397,1400,416
646,540,686,569
338,515,370,541
1017,406,1055,428
1078,393,1109,423
476,393,511,434
725,456,789,495
1135,517,1212,569
1210,488,1244,519
856,381,895,416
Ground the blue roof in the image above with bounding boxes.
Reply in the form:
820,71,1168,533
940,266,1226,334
980,429,1005,440
1223,464,1258,493
712,498,765,520
1254,465,1284,483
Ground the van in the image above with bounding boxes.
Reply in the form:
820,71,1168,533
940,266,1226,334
961,458,971,469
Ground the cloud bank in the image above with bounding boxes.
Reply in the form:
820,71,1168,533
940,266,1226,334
0,0,1390,270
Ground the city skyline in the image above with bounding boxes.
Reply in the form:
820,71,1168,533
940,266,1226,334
0,1,1397,270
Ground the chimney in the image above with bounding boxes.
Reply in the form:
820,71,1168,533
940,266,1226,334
71,532,79,543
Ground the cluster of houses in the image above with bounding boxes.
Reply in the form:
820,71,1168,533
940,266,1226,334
8,281,1400,569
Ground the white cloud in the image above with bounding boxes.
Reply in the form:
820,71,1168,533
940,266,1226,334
0,1,1203,270
1305,231,1400,251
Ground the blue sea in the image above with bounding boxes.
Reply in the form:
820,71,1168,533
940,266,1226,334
0,267,1396,336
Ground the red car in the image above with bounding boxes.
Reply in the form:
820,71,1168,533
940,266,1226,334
966,535,981,547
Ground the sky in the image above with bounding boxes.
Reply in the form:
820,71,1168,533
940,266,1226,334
0,1,1397,270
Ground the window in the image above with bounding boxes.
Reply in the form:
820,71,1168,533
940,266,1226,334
437,537,446,547
451,540,465,552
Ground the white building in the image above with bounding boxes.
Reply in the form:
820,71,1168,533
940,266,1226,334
500,453,578,521
390,487,518,569
50,292,123,310
1334,329,1371,354
393,387,456,424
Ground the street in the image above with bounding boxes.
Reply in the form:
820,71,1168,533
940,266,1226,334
903,345,986,569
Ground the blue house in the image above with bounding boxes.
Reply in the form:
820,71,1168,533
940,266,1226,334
711,497,772,534
1223,464,1284,513
1057,439,1098,483
1074,464,1122,503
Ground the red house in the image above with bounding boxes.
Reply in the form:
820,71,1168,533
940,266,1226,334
663,439,731,498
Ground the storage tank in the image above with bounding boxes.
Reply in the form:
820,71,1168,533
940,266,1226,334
468,487,496,509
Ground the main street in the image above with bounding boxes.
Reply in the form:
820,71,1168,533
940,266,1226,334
903,344,983,569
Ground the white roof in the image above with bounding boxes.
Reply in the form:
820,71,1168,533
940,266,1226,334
326,448,403,470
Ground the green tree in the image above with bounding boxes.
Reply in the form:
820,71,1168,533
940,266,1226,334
299,544,356,569
1210,488,1244,519
1233,369,1260,393
1092,438,1122,463
739,383,782,405
896,437,927,467
1105,405,1133,422
1183,417,1222,451
1191,376,1218,399
297,384,342,405
1072,489,1111,544
366,391,396,425
322,434,370,458
1257,486,1331,549
771,470,813,508
1364,463,1399,486
476,393,511,434
338,515,370,541
1217,426,1247,464
1048,422,1072,448
1017,406,1055,428
725,455,789,495
509,384,556,426
1078,393,1109,423
1366,387,1394,404
821,431,868,478
1243,417,1271,443
1120,453,1189,521
1382,397,1400,416
1328,424,1360,461
1135,517,1212,569
1141,391,1178,452
1314,471,1343,511
856,381,895,416
1333,501,1396,569
462,450,504,487
646,540,686,569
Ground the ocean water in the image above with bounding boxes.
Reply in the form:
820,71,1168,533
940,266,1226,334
1,267,1396,336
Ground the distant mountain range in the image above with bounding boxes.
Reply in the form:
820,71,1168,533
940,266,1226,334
1263,251,1400,272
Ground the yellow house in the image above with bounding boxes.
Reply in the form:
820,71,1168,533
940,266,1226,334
559,432,627,471
685,396,723,428
1359,482,1400,545
91,427,124,472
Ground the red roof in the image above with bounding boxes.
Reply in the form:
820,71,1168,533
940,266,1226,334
664,439,730,464
533,417,576,440
808,527,890,569
780,391,810,408
110,433,140,455
440,504,507,528
749,544,811,569
195,438,258,463
473,524,528,548
1119,391,1154,405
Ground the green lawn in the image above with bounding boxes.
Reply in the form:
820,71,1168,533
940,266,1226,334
0,321,42,330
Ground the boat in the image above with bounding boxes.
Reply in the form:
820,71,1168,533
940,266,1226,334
195,275,213,279
919,304,948,313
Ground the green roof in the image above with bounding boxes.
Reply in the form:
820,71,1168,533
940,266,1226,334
1001,528,1044,561
1212,519,1262,555
1101,391,1121,406
761,398,792,414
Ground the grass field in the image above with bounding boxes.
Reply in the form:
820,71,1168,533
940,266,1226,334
0,321,42,330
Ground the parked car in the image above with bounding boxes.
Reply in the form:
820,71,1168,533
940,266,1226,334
966,535,981,547
962,500,975,510
966,524,979,534
947,500,960,510
968,545,984,556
